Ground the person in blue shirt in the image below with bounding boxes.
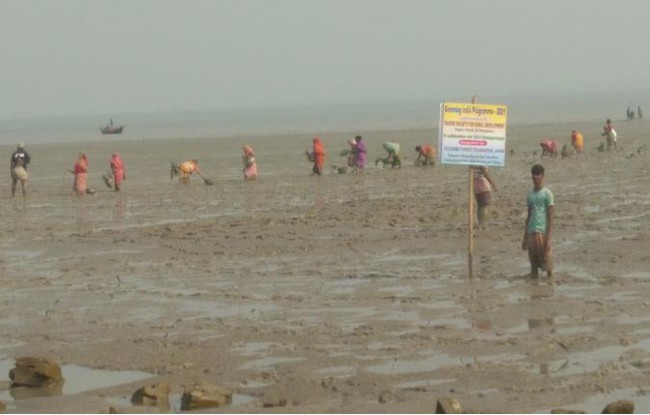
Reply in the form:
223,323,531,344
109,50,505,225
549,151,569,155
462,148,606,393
521,164,554,278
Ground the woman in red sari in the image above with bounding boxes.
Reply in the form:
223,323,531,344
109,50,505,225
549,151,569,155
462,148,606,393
110,153,125,191
72,153,89,195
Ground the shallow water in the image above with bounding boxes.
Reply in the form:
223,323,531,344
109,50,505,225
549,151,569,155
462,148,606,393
0,359,154,400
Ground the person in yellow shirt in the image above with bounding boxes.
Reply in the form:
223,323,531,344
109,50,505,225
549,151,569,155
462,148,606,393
175,159,200,185
570,130,584,154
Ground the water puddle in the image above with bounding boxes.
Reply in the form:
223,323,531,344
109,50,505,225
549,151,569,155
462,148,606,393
232,342,278,356
106,391,257,412
0,359,154,400
314,365,357,376
617,314,650,325
0,249,44,261
555,325,594,335
396,378,456,390
239,356,304,371
365,353,460,375
1,359,256,411
542,338,650,377
621,271,650,278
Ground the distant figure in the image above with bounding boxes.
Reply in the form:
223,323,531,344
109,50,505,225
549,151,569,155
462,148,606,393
639,106,643,119
110,118,114,127
10,141,30,197
473,166,497,228
109,153,125,191
522,164,554,278
602,119,617,150
377,142,401,168
242,145,257,180
72,153,89,195
570,130,584,153
414,144,436,167
350,135,366,174
540,140,559,158
627,106,635,120
560,144,571,159
309,137,325,176
176,159,200,185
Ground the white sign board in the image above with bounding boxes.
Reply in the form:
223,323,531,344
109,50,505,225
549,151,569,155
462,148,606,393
438,102,507,167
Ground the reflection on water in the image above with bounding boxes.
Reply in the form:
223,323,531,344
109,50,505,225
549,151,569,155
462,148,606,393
113,193,127,223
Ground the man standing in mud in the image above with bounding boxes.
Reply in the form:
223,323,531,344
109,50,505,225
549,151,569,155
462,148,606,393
521,164,554,278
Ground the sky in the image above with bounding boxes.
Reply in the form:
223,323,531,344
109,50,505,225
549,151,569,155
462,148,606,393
1,0,650,119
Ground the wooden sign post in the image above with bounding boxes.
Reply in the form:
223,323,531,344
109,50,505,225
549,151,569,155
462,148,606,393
438,95,507,278
468,95,477,278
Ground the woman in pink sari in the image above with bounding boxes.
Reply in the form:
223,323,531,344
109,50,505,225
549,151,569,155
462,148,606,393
72,153,89,195
110,153,125,191
242,145,257,180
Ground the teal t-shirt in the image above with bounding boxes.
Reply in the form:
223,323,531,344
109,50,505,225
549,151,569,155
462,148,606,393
526,187,554,234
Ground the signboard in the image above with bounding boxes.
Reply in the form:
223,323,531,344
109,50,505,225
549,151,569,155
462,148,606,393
438,102,507,167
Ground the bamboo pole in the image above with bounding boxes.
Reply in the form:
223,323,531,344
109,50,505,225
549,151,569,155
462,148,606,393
468,95,477,278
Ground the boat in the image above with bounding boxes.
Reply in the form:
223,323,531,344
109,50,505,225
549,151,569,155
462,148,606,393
100,120,125,135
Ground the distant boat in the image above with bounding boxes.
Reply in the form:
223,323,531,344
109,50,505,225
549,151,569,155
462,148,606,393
100,120,125,135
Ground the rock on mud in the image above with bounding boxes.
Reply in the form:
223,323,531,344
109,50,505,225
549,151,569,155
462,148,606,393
9,357,63,388
131,383,170,408
180,383,233,410
436,397,462,414
601,399,634,414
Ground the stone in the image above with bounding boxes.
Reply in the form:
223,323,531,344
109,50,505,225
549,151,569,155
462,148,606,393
9,357,63,388
180,383,232,411
0,400,6,412
436,397,462,414
131,383,170,409
602,400,634,414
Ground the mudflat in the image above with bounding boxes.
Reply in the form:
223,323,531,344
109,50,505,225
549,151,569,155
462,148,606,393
1,119,650,413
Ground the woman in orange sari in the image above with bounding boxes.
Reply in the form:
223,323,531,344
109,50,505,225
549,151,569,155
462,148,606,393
72,153,89,195
311,137,325,175
242,145,257,180
415,144,436,166
177,159,199,185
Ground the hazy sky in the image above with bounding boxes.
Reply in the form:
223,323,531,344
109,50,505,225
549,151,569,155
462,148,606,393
1,0,649,119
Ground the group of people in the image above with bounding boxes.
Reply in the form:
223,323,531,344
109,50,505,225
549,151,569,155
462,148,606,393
306,134,551,279
69,152,125,195
470,163,554,279
9,137,554,279
539,118,620,158
308,136,436,175
10,143,125,197
171,145,259,185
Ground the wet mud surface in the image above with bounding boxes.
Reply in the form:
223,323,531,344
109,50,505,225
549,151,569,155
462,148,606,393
1,121,650,412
